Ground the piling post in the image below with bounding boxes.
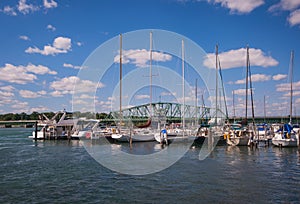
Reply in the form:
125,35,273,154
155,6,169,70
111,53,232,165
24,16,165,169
34,121,38,141
129,128,132,149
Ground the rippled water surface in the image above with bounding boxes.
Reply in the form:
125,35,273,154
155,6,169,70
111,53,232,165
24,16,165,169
0,128,299,203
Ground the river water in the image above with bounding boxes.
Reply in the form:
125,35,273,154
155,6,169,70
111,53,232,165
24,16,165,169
0,128,299,203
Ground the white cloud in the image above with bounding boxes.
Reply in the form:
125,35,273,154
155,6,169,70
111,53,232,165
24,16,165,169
276,80,300,92
288,9,300,26
2,6,17,16
10,100,29,112
25,36,72,56
0,85,15,92
43,0,57,9
0,63,56,84
233,88,253,96
235,74,271,84
26,63,57,75
0,64,36,84
273,74,288,81
50,76,105,97
46,24,56,31
76,42,83,46
135,94,150,100
1,0,57,16
0,90,14,99
19,90,46,98
208,0,264,14
114,49,172,68
30,106,49,113
269,0,300,12
204,47,278,69
18,0,39,14
63,63,86,69
19,35,30,41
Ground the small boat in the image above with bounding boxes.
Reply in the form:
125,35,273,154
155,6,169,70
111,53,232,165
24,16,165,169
111,128,156,142
272,123,298,147
272,51,299,147
28,110,77,140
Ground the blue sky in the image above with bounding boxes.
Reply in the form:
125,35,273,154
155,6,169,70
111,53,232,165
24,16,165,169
0,0,300,118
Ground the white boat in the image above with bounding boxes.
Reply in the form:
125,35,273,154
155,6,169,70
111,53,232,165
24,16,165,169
226,47,256,146
28,110,77,140
272,124,298,147
272,51,299,147
225,126,253,146
111,128,156,142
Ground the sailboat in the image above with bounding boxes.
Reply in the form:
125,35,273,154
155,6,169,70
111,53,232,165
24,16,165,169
272,51,298,147
154,40,197,144
226,46,256,146
112,32,156,142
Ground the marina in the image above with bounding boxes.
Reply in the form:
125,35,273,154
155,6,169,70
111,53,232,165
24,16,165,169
0,128,299,203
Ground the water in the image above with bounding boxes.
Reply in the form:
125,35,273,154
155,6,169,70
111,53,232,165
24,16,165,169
0,128,299,203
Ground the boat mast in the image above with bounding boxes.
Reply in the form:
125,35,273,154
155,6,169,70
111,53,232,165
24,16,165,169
248,51,255,126
289,50,294,124
263,95,266,123
150,32,153,118
233,90,236,123
182,40,185,132
215,44,218,125
245,46,249,124
195,78,198,125
119,34,122,124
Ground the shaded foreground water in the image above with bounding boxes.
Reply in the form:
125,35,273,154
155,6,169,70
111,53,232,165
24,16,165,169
0,128,299,203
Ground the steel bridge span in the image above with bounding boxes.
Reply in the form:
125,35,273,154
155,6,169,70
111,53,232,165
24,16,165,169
107,102,219,123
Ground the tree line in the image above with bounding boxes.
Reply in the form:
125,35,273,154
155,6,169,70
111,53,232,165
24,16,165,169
0,112,109,121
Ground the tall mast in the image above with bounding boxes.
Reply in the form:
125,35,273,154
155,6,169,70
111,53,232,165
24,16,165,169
119,34,122,122
245,46,249,123
289,50,294,124
182,40,185,131
233,90,235,123
215,44,218,124
248,52,255,125
149,32,153,117
195,78,198,125
264,95,266,123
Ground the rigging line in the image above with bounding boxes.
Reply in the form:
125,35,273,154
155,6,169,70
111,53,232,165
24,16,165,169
218,55,228,120
248,51,255,126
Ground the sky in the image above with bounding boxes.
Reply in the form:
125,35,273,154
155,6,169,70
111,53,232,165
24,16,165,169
0,0,300,118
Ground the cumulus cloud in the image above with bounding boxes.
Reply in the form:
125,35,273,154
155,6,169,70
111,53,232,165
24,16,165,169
114,49,172,68
0,63,56,84
269,0,300,12
135,94,150,100
235,74,271,84
233,88,253,96
43,0,57,9
17,0,39,14
288,9,300,26
50,76,105,97
25,36,72,56
273,74,287,81
19,90,46,98
1,0,58,16
204,47,278,69
46,24,56,31
2,6,17,16
276,80,300,92
63,63,86,69
19,35,30,41
207,0,264,14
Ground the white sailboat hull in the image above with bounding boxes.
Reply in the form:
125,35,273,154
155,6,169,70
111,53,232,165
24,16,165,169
111,133,155,142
